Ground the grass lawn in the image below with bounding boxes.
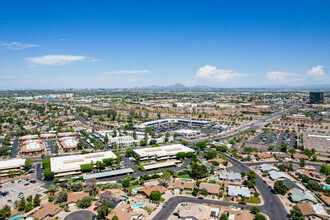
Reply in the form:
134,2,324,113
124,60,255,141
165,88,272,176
223,196,230,201
238,196,261,204
142,207,155,214
177,174,193,179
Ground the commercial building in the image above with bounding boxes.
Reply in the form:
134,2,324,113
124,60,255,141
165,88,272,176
174,129,201,137
309,92,324,104
22,140,45,154
0,158,26,178
133,144,194,161
227,185,250,198
59,137,79,150
303,133,330,153
133,118,210,130
50,151,117,177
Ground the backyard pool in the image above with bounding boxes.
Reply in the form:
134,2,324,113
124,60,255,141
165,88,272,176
180,178,193,182
208,178,218,182
132,187,142,193
9,213,24,220
202,161,207,164
120,195,129,200
131,203,144,208
323,184,330,190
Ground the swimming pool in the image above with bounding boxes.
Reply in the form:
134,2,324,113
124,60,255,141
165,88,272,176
208,178,218,182
202,161,207,164
120,195,129,200
9,213,24,220
132,187,142,193
180,178,193,182
131,203,144,208
323,184,330,190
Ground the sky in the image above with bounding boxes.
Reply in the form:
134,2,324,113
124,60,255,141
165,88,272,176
0,0,330,89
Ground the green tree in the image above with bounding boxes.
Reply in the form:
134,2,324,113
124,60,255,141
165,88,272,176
250,206,260,214
104,134,109,144
72,182,84,192
300,158,306,167
126,149,134,156
122,179,130,188
0,205,11,220
112,216,119,220
77,196,92,208
56,190,68,203
320,164,330,176
255,214,267,220
18,197,26,211
24,159,33,171
192,188,199,197
150,191,162,201
196,141,207,151
220,213,228,220
290,206,304,220
274,180,287,195
33,194,41,207
25,202,34,212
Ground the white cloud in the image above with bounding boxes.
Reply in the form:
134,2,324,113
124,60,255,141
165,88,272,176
25,55,92,65
306,66,325,77
196,65,245,81
102,70,150,74
0,42,39,50
266,71,297,81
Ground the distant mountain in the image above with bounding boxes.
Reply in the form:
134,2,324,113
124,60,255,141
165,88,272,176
137,83,330,90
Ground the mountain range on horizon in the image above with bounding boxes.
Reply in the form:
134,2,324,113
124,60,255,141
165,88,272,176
137,83,330,90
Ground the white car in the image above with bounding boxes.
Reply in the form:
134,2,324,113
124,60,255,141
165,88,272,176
11,188,16,192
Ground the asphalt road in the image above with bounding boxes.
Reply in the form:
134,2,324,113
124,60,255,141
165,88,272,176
10,138,19,158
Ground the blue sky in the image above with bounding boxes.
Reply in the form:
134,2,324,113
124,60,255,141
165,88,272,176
0,0,329,89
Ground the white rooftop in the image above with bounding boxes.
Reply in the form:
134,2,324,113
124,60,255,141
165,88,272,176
0,158,26,170
227,185,250,198
50,151,117,173
133,144,194,157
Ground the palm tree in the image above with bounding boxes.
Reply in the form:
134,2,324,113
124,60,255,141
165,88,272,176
47,184,58,196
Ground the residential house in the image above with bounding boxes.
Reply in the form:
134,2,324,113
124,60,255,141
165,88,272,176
31,203,61,220
137,185,166,197
269,170,290,181
107,204,141,220
66,192,90,204
255,152,272,160
219,172,242,182
199,183,220,196
292,153,309,160
171,179,196,192
227,185,250,198
282,179,306,192
99,191,126,207
289,189,317,204
259,164,279,173
297,203,329,220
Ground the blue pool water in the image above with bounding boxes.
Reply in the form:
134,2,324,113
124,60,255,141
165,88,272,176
132,203,144,208
208,178,218,181
180,178,193,182
202,161,207,164
9,214,24,220
323,184,330,189
120,195,129,200
132,187,142,193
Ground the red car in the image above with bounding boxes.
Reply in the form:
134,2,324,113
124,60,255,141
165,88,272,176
93,206,98,211
238,202,246,205
24,183,30,186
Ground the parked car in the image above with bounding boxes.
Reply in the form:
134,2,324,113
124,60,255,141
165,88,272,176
197,197,204,200
11,188,16,192
24,183,30,186
29,180,37,184
163,202,167,208
7,200,12,203
238,202,246,205
173,212,180,216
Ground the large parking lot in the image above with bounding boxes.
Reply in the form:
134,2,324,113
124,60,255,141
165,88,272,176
0,179,47,209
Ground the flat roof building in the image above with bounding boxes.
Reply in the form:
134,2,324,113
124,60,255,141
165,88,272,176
50,151,117,177
310,92,324,104
22,140,45,154
59,137,79,150
174,129,201,137
0,158,26,177
133,144,194,161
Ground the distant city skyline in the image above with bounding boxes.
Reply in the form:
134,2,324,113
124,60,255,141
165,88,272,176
0,0,330,89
